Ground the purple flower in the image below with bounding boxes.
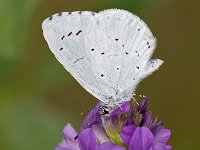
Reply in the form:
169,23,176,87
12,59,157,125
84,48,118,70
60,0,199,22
55,124,125,150
55,98,172,150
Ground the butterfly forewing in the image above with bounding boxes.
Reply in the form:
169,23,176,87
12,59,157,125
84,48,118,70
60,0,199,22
85,9,163,104
42,11,112,103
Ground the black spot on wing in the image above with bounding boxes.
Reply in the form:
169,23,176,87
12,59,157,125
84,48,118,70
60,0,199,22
76,30,82,35
61,36,65,40
68,32,72,36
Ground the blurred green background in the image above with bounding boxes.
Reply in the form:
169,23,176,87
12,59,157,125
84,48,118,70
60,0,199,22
0,0,199,149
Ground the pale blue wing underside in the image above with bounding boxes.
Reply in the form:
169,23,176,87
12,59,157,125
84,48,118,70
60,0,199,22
42,9,163,107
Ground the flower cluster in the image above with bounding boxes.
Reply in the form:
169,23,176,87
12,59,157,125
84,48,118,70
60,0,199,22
55,97,172,150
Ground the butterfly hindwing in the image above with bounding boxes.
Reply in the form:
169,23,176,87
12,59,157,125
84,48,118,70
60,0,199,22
85,9,163,104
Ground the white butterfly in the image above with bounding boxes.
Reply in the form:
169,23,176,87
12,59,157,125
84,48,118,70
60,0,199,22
42,9,163,113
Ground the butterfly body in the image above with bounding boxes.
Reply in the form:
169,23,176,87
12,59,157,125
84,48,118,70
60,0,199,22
42,9,163,112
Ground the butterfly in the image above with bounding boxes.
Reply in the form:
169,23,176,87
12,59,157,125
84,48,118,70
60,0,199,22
42,9,163,114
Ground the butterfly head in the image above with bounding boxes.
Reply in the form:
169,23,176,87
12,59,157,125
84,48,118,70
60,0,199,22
100,102,123,116
100,105,110,116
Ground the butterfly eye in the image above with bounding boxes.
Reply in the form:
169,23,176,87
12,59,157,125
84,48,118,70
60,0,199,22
103,109,109,115
101,107,109,115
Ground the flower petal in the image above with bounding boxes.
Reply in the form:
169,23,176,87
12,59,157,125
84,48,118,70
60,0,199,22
80,102,102,130
129,127,155,150
92,125,109,144
125,104,136,125
149,143,172,150
59,125,80,150
111,102,130,116
63,124,78,141
155,128,171,144
151,121,164,135
54,141,68,150
98,141,126,150
163,145,172,150
138,97,148,114
78,128,98,150
144,111,152,127
120,124,137,146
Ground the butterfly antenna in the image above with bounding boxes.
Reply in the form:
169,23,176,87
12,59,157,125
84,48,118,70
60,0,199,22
73,110,99,140
83,108,101,129
74,107,99,140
